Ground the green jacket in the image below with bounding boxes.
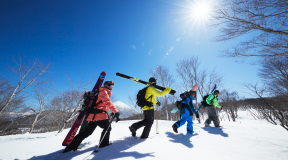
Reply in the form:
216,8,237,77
206,93,221,108
142,85,171,111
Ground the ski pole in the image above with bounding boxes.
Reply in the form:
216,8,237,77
156,103,159,134
94,114,120,153
216,107,223,123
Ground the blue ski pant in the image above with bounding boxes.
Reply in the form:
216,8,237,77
174,108,193,134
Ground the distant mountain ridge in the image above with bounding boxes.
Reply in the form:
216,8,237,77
111,101,138,118
3,101,137,121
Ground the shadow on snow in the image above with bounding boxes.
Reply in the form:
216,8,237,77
165,132,198,148
27,136,154,160
202,127,229,137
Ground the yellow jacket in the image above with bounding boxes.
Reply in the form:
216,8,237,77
142,86,171,110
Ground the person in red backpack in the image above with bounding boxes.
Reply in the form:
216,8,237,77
63,81,120,153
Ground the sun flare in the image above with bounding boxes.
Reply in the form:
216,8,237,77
187,0,213,22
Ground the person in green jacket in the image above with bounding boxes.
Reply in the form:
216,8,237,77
129,77,171,138
204,90,223,127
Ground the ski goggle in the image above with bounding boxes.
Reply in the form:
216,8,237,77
108,81,114,85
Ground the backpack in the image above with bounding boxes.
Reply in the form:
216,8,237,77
175,96,193,116
175,101,185,110
174,92,188,110
136,87,153,108
86,91,111,120
202,94,216,107
180,92,187,100
85,91,103,113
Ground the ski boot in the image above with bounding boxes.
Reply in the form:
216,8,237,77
204,122,210,127
172,124,178,133
129,126,136,137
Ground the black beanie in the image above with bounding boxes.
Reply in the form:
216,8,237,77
149,77,156,83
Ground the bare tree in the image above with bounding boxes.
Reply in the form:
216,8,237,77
212,0,288,61
218,90,239,122
28,80,52,133
54,74,95,134
176,56,223,123
149,65,175,121
0,78,26,116
176,56,223,98
46,90,81,132
244,83,288,131
0,56,50,115
258,57,288,96
0,79,26,135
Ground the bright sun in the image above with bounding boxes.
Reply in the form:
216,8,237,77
191,1,212,21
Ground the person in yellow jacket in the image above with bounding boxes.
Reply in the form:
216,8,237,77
129,77,171,138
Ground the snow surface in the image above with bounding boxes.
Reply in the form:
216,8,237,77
0,111,288,160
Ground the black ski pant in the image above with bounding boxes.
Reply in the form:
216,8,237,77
131,109,154,138
66,119,111,150
205,107,220,127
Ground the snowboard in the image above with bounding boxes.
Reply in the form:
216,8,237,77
62,71,106,146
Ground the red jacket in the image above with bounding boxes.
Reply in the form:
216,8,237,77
86,87,118,121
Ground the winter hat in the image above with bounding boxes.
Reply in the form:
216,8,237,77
104,81,114,90
149,77,156,83
214,90,219,93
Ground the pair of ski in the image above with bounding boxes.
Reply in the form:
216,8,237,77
116,72,176,95
62,71,110,154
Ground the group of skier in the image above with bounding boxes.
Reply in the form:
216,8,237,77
63,77,222,153
174,89,223,134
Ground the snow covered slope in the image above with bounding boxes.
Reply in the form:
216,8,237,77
111,101,137,118
0,111,288,160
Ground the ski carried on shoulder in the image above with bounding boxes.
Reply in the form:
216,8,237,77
62,71,106,146
116,72,176,95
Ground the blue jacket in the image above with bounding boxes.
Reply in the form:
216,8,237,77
181,94,198,115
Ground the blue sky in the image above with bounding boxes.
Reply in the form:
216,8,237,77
0,0,261,110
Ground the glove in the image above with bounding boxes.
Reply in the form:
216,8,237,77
166,87,172,93
157,101,161,106
114,112,120,122
83,92,88,99
221,106,224,109
110,112,114,117
196,114,199,119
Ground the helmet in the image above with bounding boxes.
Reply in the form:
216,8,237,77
149,77,156,83
104,81,114,86
104,81,114,90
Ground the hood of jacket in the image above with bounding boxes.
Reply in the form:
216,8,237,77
99,87,112,97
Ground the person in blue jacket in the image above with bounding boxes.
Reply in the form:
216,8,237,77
172,91,199,134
